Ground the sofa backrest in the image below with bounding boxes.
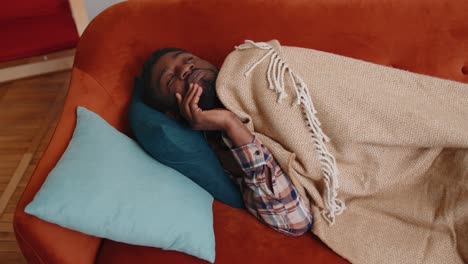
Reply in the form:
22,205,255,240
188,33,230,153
71,0,468,132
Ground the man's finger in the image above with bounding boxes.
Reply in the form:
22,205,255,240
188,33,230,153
190,85,203,113
183,84,196,104
175,93,190,119
175,93,182,105
176,93,185,112
184,84,198,119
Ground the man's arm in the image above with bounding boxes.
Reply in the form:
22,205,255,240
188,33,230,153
176,83,312,235
223,112,253,147
175,83,253,147
230,136,313,235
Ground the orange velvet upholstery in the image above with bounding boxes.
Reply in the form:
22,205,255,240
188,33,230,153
14,0,468,263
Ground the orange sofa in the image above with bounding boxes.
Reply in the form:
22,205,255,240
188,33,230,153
14,0,468,263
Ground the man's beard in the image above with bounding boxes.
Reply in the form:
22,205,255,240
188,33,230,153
195,71,221,110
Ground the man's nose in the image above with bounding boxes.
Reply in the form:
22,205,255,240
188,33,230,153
177,63,194,80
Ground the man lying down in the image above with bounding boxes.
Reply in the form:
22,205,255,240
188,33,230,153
140,40,468,264
140,45,313,236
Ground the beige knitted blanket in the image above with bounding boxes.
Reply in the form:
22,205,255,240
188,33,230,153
216,40,468,264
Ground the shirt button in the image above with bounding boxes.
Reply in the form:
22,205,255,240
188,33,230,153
254,150,261,155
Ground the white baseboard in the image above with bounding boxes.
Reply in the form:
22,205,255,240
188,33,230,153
0,56,74,83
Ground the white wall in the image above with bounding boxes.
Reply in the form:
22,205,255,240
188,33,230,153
84,0,126,21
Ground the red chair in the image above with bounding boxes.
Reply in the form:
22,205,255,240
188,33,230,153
0,0,78,62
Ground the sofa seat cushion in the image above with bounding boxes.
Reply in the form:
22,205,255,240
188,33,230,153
95,201,348,264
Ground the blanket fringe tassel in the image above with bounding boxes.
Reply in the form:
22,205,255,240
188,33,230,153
235,40,346,225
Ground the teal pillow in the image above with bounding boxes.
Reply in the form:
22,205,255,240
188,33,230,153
129,77,243,208
25,107,215,263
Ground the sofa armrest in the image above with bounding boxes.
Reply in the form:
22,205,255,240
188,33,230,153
13,67,119,264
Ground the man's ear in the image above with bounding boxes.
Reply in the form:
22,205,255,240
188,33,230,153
165,111,180,120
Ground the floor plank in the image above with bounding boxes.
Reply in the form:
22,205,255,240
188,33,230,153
0,70,70,262
0,241,22,252
0,213,14,222
0,252,27,264
0,223,14,232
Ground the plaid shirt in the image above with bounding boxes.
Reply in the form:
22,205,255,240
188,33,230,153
229,137,313,236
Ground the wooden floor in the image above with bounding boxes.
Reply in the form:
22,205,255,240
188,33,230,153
0,71,71,263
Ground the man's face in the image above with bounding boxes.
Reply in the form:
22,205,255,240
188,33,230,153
150,51,219,114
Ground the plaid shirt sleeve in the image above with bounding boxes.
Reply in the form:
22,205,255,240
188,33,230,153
230,137,313,236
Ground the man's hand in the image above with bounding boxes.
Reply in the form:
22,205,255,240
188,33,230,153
176,83,233,131
176,83,254,146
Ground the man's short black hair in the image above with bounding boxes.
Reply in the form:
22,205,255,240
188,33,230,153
141,47,188,112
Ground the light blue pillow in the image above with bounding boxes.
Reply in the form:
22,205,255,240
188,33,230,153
25,107,215,263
